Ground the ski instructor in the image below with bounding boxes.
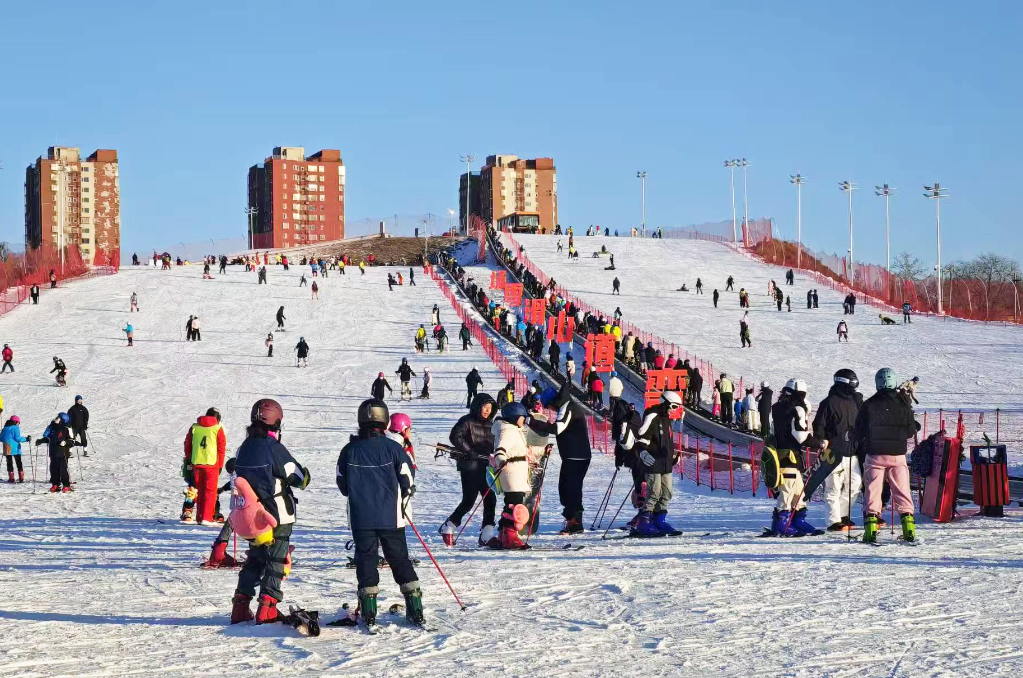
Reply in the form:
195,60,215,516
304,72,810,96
531,380,592,534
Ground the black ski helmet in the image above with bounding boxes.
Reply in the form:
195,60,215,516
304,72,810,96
833,369,859,388
358,398,389,428
250,399,283,431
206,407,222,421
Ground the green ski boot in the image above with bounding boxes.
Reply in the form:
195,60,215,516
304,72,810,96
401,581,426,626
863,514,879,544
358,586,379,628
900,513,916,542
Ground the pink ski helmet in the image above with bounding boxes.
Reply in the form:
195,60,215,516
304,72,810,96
388,412,412,434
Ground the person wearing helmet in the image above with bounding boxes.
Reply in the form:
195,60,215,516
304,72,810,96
1,415,30,483
897,376,921,405
68,395,90,456
371,372,393,400
1,343,13,373
414,325,427,353
491,402,538,549
611,399,644,527
608,371,624,412
294,337,310,368
231,399,310,625
337,399,422,629
386,413,415,467
529,381,592,534
395,358,417,400
50,356,67,387
756,382,773,438
837,319,849,342
718,373,734,426
441,393,498,546
766,379,821,537
619,390,684,536
812,369,864,531
35,412,78,492
184,407,227,526
420,367,432,399
854,368,921,543
465,366,483,408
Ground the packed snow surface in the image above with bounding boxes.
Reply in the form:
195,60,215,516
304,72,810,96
0,263,1022,677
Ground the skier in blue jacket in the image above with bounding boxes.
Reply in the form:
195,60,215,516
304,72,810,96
0,416,30,483
337,398,421,629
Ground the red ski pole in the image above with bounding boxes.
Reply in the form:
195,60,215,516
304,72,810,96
403,505,467,611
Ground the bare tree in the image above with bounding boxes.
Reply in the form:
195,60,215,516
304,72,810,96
957,253,1021,319
892,251,925,281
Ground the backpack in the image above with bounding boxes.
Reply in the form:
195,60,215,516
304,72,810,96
908,430,944,478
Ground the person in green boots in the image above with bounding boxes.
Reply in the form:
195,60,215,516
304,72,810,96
853,368,921,543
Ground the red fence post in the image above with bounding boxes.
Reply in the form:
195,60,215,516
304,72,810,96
708,439,715,491
728,442,734,495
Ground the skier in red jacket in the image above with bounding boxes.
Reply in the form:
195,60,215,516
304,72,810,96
184,408,227,526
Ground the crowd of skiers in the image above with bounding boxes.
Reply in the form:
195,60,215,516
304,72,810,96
0,394,91,491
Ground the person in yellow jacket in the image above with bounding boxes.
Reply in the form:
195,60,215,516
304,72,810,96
718,374,735,426
184,407,227,526
414,325,427,353
359,261,366,275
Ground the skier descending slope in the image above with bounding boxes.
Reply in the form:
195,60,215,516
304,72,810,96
295,337,310,368
396,358,416,400
530,381,591,534
620,391,684,537
337,399,423,630
230,399,310,625
812,369,863,532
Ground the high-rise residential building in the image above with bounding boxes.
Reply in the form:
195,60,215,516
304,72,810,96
459,155,557,230
24,146,120,265
247,146,345,249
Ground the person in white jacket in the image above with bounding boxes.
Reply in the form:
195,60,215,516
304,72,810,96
608,371,624,411
742,388,760,433
491,403,535,550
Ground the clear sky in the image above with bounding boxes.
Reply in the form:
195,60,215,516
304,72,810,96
1,1,1020,265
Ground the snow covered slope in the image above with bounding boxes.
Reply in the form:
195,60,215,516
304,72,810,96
511,234,1023,414
2,264,1023,677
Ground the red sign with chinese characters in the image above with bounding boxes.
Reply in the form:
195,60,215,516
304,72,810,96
503,282,523,307
524,298,546,324
644,369,689,419
490,270,506,290
584,333,617,374
546,310,575,343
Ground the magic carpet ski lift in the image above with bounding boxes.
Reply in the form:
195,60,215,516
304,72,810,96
760,446,782,490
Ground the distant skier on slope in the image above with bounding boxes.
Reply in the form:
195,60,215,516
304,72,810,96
395,358,416,400
371,372,393,400
295,337,310,367
51,356,67,387
276,306,286,331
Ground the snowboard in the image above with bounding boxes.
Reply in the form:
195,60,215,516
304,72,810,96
801,446,842,502
921,435,961,523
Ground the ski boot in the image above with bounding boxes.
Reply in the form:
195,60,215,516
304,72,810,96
206,541,237,568
401,582,426,626
771,509,799,537
630,511,662,538
499,526,529,549
61,485,73,493
560,516,584,535
652,511,679,535
439,520,456,546
478,524,499,548
900,513,916,542
826,521,848,532
358,586,379,628
255,594,281,624
841,516,855,529
17,472,24,484
49,485,59,493
863,514,879,544
7,472,14,484
230,593,254,624
791,508,820,536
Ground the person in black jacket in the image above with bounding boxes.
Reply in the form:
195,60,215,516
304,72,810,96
396,358,416,400
35,413,79,492
531,381,591,534
371,372,393,400
619,391,683,536
767,380,820,536
440,393,497,546
68,395,90,456
275,306,286,331
337,398,421,628
465,366,483,408
51,356,67,386
230,399,309,625
812,369,863,531
294,337,310,367
756,382,773,438
854,368,921,543
548,340,561,375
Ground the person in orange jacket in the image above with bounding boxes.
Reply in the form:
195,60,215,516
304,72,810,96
184,407,227,526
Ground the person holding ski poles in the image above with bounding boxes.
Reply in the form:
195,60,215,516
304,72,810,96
531,380,592,534
619,391,684,537
371,372,393,400
230,399,310,625
68,395,90,456
439,393,497,546
36,413,78,492
337,398,423,629
396,358,416,400
1,416,30,483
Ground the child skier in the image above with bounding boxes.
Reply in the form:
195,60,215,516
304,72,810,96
1,344,12,373
51,356,67,386
295,337,310,368
396,358,416,400
420,367,432,399
35,413,78,492
371,372,393,400
386,413,416,468
130,292,139,312
265,333,273,357
491,402,536,549
336,399,422,628
619,391,684,537
837,319,849,342
185,407,227,526
123,322,134,346
1,416,30,483
230,399,310,624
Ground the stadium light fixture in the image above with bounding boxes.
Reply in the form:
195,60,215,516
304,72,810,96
874,183,897,275
838,181,858,283
723,160,738,242
924,183,951,314
636,171,648,236
790,174,806,267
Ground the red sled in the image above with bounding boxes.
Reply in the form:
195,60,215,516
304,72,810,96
920,434,962,523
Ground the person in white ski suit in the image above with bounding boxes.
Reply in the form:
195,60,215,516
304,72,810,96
742,388,760,432
491,403,537,549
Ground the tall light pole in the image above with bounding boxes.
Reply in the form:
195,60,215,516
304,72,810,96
874,183,897,274
789,173,806,267
924,182,950,314
723,160,737,242
738,158,750,242
244,206,258,250
460,154,476,234
636,171,647,236
838,181,858,284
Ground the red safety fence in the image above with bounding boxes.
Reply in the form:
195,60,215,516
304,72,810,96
0,245,119,317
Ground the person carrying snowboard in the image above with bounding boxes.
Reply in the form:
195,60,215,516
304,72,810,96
36,413,78,492
295,337,310,368
1,416,30,483
396,358,416,400
185,407,227,526
812,369,863,531
440,393,497,546
230,399,310,625
371,372,393,400
337,399,423,628
854,368,920,543
619,391,684,537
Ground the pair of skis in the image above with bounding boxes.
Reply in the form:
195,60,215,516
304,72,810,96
327,603,434,633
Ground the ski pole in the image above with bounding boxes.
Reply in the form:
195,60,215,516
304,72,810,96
524,449,552,545
31,441,37,494
590,467,619,530
74,444,84,482
601,484,634,539
402,503,467,611
452,462,503,545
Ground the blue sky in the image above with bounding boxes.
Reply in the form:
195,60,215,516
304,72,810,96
1,1,1020,265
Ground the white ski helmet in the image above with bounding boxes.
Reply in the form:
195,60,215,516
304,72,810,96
661,391,684,409
783,378,797,393
760,381,769,389
791,379,807,394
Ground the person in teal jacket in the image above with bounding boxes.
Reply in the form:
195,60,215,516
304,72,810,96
1,416,31,483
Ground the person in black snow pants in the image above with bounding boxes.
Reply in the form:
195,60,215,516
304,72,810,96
460,323,472,350
229,399,310,625
612,277,621,295
295,337,310,367
396,358,416,400
31,284,40,304
465,366,483,408
530,381,591,534
548,340,561,375
409,267,416,287
36,413,79,492
713,289,719,308
387,274,396,291
276,306,286,331
757,382,773,438
186,315,194,341
371,372,393,400
439,393,498,547
68,395,90,456
726,276,734,292
265,333,274,357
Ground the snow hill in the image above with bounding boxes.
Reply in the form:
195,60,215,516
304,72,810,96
1,263,1022,677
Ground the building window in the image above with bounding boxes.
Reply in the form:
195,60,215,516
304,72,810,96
320,235,326,240
82,177,90,182
83,187,90,193
83,208,89,213
82,166,89,172
284,232,289,239
82,238,90,244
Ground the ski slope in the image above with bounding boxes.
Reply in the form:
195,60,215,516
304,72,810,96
1,263,1023,677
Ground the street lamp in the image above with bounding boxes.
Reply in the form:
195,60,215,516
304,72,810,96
636,171,647,236
838,181,858,284
244,207,258,250
789,173,806,267
723,160,738,242
738,158,750,242
460,154,476,234
924,182,951,314
874,183,897,274
446,208,455,239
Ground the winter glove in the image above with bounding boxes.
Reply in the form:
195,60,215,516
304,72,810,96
25,435,32,442
640,450,655,467
300,467,311,490
407,484,417,498
181,463,192,478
